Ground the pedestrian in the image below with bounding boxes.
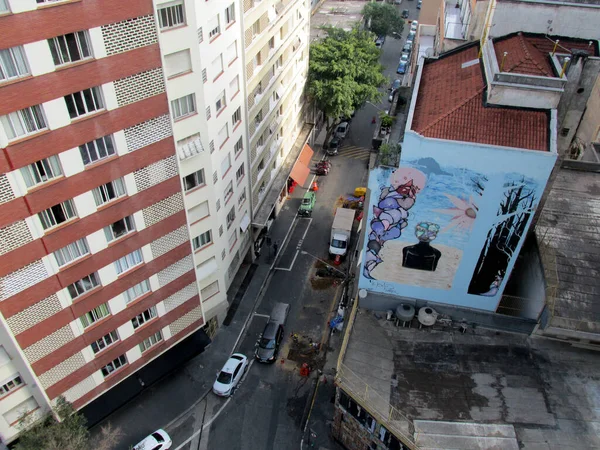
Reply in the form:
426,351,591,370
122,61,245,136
273,241,278,255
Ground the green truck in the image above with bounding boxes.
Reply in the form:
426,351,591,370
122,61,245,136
298,191,316,216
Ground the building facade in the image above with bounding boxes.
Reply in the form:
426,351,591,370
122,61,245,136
0,0,310,443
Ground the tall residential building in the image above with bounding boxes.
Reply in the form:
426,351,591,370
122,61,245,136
0,0,310,443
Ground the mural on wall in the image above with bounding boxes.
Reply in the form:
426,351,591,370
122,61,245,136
364,158,487,290
467,174,538,296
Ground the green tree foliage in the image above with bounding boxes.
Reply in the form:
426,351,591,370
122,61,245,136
15,396,122,450
363,2,404,37
308,26,386,136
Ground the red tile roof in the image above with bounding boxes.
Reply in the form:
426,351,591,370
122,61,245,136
494,33,598,77
411,45,549,151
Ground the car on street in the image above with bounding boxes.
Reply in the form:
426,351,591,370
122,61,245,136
401,9,409,18
298,191,316,216
406,37,414,47
403,42,412,54
335,121,349,140
411,21,419,32
408,30,416,41
394,0,402,4
375,35,385,48
388,79,402,101
255,321,284,363
326,137,340,155
397,60,408,74
400,53,409,63
417,0,422,8
212,353,248,397
133,429,172,450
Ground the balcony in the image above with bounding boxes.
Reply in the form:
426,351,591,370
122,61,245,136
177,136,204,161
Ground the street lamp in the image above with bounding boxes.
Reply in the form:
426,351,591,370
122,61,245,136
300,250,347,279
365,101,389,115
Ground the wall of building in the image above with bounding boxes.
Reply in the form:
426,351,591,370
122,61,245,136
575,74,600,145
359,132,557,312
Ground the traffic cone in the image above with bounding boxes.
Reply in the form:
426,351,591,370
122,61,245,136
311,180,319,191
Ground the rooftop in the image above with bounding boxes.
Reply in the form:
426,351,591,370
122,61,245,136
536,161,600,335
338,308,600,449
494,33,598,77
411,44,550,151
497,0,600,4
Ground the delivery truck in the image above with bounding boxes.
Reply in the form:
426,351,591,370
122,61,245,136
329,207,355,259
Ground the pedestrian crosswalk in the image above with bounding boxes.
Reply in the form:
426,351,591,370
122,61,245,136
339,145,370,160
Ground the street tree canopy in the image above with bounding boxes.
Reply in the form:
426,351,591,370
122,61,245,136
15,396,122,450
363,2,404,37
307,26,386,135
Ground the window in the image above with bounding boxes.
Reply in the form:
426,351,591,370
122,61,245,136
79,135,116,165
80,303,110,328
3,397,38,427
101,355,127,378
221,153,232,175
255,110,263,126
139,331,163,353
227,41,237,64
171,94,196,119
164,49,192,78
232,107,241,126
0,347,10,367
0,374,23,398
48,31,92,66
212,54,223,77
92,178,126,206
209,140,215,153
91,330,119,354
234,137,243,156
183,169,205,191
20,156,62,188
114,249,143,274
206,105,211,120
269,36,275,50
202,68,207,83
104,216,135,242
252,20,260,37
224,181,234,203
0,46,29,82
67,273,99,299
0,0,8,12
226,206,236,229
132,306,157,329
54,238,89,267
225,4,235,24
228,229,237,248
208,15,220,39
219,225,223,236
0,105,47,140
238,188,246,206
213,171,219,184
253,52,262,68
201,281,219,300
193,230,212,250
229,75,239,97
216,90,226,113
216,199,221,211
188,201,209,223
158,1,185,29
64,86,104,119
236,164,245,182
38,199,76,230
218,124,229,147
122,279,150,304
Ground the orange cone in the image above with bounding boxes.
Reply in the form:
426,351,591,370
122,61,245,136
312,180,319,191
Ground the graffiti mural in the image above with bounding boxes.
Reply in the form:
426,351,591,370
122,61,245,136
468,174,538,296
364,159,487,290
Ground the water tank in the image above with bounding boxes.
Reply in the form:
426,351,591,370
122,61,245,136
418,307,437,327
395,304,415,322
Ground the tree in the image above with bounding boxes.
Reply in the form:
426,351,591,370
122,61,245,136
307,26,387,140
363,2,404,37
15,396,123,450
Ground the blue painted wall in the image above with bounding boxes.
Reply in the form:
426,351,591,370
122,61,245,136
359,131,557,312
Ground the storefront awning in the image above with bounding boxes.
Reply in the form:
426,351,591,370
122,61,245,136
290,144,314,187
240,213,250,233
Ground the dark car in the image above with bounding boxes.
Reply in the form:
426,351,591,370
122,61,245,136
397,61,408,74
401,9,409,19
255,322,284,363
326,137,340,155
375,36,385,48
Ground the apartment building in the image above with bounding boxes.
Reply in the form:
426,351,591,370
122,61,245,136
0,0,292,442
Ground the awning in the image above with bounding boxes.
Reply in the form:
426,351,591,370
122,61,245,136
290,143,314,187
240,213,250,233
196,257,218,280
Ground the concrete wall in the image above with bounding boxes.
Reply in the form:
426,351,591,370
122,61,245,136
358,133,557,312
576,74,600,145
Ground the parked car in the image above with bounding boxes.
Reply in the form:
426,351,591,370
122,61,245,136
400,53,409,63
406,37,414,47
408,30,416,40
417,0,422,9
394,0,402,4
133,429,172,450
401,9,409,18
388,79,401,101
375,36,385,48
411,21,419,32
212,353,248,397
403,42,412,54
298,191,316,216
397,60,408,74
335,121,350,140
326,137,341,156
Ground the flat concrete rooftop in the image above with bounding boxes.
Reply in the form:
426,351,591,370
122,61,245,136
338,308,600,449
310,0,366,42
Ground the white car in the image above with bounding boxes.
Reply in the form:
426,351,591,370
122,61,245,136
133,429,172,450
335,122,350,139
410,21,419,32
400,53,409,63
213,353,249,397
